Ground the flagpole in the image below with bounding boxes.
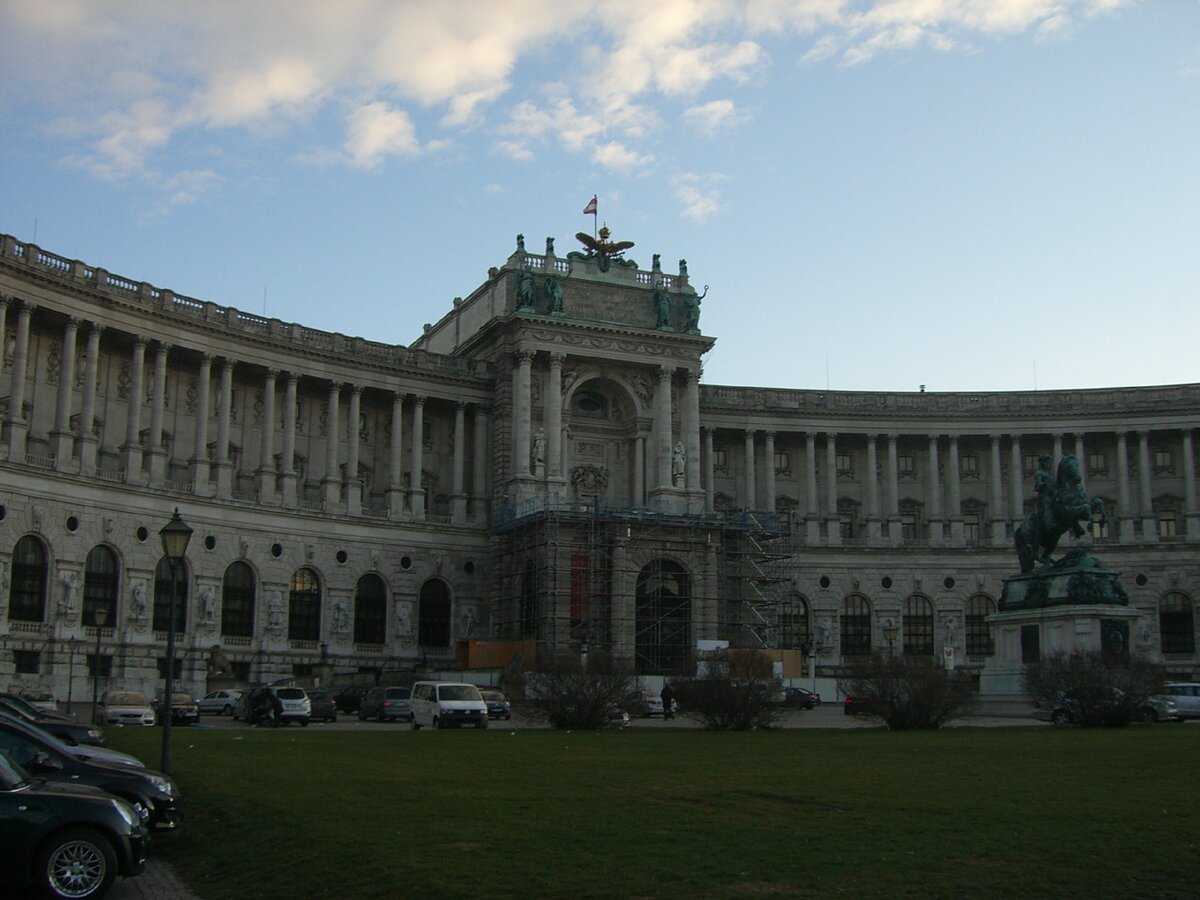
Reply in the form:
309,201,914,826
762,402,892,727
593,196,598,241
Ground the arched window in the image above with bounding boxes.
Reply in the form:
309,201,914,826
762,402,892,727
965,595,996,657
418,579,451,647
840,594,872,657
520,559,537,639
83,546,118,628
634,560,691,675
355,574,387,645
288,568,321,641
778,594,810,649
1160,592,1195,655
153,557,188,633
903,595,934,656
8,536,47,622
221,562,255,638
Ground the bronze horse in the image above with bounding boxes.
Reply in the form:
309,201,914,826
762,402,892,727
1014,453,1106,574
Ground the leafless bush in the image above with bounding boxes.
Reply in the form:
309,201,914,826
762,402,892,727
524,654,641,730
1023,650,1165,727
838,653,976,730
672,650,782,731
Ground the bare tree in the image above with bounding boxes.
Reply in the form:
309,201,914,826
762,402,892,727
524,655,642,730
838,653,976,730
672,650,783,730
1023,650,1165,727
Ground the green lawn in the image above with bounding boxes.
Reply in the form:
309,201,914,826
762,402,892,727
107,726,1199,899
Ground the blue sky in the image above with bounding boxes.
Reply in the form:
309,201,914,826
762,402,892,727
1,0,1196,393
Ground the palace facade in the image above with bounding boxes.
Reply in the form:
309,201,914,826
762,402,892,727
0,231,1196,702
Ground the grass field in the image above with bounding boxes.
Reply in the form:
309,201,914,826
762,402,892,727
107,725,1199,899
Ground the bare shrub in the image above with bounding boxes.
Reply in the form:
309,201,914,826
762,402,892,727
524,655,641,730
672,650,782,731
1023,650,1165,727
838,653,976,730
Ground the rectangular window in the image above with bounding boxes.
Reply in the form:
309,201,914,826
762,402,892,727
897,454,915,477
836,453,852,476
1159,515,1178,538
960,454,979,476
156,657,183,678
774,451,790,473
1087,451,1107,476
900,517,917,540
86,654,113,678
1024,454,1041,477
292,664,314,678
963,515,980,542
230,661,251,681
1091,517,1109,539
13,649,40,674
713,448,727,470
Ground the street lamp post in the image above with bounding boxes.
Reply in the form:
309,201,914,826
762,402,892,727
66,638,80,717
883,619,899,656
159,508,193,777
90,607,109,724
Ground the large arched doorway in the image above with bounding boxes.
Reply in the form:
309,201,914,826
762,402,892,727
634,560,691,675
418,578,452,649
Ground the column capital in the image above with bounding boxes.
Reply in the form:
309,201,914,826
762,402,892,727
328,380,343,393
349,384,363,397
548,350,567,365
198,351,212,365
265,368,279,380
220,356,236,372
64,316,80,330
412,394,426,407
155,340,171,354
515,348,534,364
456,399,468,411
133,335,149,350
88,323,105,338
685,368,701,385
657,364,674,381
18,301,36,316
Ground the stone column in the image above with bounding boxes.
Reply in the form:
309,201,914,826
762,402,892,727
634,434,646,505
865,434,881,542
656,366,674,490
763,432,777,513
1182,429,1198,540
452,401,467,523
280,374,298,506
5,302,33,458
825,433,840,546
1074,433,1087,492
806,433,820,544
514,349,532,476
257,369,278,502
214,358,235,499
472,405,489,524
990,434,1006,546
886,433,901,545
78,324,103,475
344,386,362,515
146,343,170,485
189,353,212,494
0,297,7,405
322,382,342,507
1138,431,1156,542
388,393,406,519
610,535,632,665
52,317,79,467
1052,433,1064,470
703,427,715,512
743,430,757,510
685,370,702,496
410,395,425,520
547,353,564,478
1116,432,1133,542
121,337,147,482
1010,435,1024,523
947,435,963,544
928,434,943,545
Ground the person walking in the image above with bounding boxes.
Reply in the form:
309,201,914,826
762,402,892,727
661,683,675,721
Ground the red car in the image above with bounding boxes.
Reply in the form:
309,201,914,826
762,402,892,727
843,694,873,716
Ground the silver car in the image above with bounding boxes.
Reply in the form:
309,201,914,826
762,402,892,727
197,689,242,716
1157,683,1200,719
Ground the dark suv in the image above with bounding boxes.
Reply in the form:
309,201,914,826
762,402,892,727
0,749,149,899
358,686,412,722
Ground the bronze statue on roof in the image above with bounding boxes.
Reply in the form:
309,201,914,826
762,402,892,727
568,225,638,272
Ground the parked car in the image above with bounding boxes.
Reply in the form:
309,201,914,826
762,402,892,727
626,690,665,718
307,690,338,722
0,715,181,831
95,691,156,727
237,686,311,726
0,711,142,769
1157,683,1200,719
18,689,59,714
197,689,242,716
358,686,412,722
480,689,512,720
334,685,372,715
1138,695,1182,723
843,694,873,716
777,688,821,709
409,682,488,730
0,691,78,726
1038,689,1174,726
0,697,107,746
0,748,149,899
154,693,200,727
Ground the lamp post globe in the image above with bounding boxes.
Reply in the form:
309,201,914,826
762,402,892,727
159,509,192,776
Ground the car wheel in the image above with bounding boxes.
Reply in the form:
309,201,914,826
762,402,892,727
330,714,337,723
433,716,441,730
411,719,421,730
223,704,233,716
38,826,116,900
300,718,309,727
378,710,386,723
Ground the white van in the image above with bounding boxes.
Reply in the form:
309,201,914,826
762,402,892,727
409,682,489,730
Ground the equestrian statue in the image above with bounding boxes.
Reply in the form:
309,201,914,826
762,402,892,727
1014,453,1106,574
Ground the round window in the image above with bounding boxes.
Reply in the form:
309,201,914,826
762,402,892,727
65,515,80,533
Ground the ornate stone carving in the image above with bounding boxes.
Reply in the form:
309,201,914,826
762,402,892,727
571,464,609,494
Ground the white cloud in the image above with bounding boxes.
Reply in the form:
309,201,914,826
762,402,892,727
344,102,421,168
593,141,654,171
683,99,746,134
672,172,725,222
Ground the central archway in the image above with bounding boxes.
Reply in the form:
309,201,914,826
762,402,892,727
634,559,691,675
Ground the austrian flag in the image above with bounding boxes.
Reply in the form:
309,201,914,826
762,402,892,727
582,196,597,215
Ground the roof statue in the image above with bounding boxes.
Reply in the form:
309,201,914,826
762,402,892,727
568,225,638,272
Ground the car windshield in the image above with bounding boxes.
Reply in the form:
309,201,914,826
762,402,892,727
0,695,43,717
0,749,32,790
385,688,410,699
170,693,192,704
2,716,71,755
276,688,306,700
107,692,150,706
439,685,482,701
481,691,504,701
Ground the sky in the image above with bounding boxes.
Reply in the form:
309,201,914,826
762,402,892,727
0,0,1197,394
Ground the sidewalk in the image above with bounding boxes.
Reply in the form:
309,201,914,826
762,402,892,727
111,859,202,900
